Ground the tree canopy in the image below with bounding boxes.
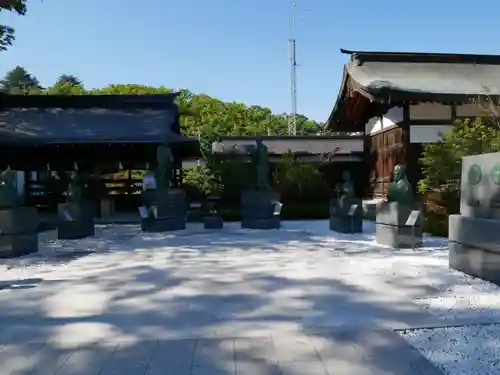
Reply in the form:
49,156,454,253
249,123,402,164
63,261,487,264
1,0,27,51
0,65,42,93
1,66,325,138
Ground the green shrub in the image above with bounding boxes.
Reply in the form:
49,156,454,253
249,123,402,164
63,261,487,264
418,117,500,237
217,203,329,221
423,212,448,237
273,151,330,202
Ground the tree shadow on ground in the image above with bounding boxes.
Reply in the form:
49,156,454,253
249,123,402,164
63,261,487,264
0,220,495,374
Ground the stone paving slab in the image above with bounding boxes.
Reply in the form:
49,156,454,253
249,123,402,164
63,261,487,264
0,329,444,375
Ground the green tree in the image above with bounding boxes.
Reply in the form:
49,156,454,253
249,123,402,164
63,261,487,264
0,79,323,140
47,82,86,95
273,151,328,199
418,117,500,212
183,164,223,198
0,0,26,51
0,65,42,93
56,74,83,88
47,74,85,95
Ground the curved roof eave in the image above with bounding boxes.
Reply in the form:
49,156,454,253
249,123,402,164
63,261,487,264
326,65,350,128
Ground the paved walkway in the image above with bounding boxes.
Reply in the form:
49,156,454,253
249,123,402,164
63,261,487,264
0,223,453,374
0,330,443,374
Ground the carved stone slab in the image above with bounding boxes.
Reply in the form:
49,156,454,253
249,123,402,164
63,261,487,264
460,152,500,219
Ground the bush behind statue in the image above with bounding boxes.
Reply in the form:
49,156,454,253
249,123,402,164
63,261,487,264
418,118,500,235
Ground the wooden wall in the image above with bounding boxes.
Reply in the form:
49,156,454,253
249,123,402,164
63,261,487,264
367,127,406,197
365,101,484,198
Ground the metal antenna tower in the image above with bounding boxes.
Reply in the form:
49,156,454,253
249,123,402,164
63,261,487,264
288,0,297,136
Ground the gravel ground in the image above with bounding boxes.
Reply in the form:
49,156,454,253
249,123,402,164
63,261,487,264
400,324,500,375
2,220,500,374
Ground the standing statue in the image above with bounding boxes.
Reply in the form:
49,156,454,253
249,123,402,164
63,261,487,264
339,170,355,198
155,143,174,190
252,140,269,190
387,164,413,203
67,165,85,203
0,166,18,208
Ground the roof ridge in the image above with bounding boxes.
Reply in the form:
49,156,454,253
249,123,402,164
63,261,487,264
340,48,500,65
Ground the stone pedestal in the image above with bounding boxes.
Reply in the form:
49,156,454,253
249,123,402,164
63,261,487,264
375,202,422,248
100,198,114,219
448,151,500,283
241,190,280,229
0,207,39,258
329,197,362,233
57,202,95,240
449,215,500,285
141,189,186,232
204,215,223,229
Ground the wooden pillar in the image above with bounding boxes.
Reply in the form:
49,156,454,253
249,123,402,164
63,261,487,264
127,169,132,196
363,133,373,198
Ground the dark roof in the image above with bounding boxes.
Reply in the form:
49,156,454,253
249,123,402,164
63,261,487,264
340,49,500,101
0,107,195,144
0,94,197,145
212,135,363,156
327,49,500,129
0,93,178,109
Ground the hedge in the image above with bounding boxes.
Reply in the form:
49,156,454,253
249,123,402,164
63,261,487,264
211,202,330,222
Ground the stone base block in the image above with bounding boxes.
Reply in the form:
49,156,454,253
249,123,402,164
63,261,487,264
242,216,280,230
0,207,39,235
58,221,95,240
330,197,362,216
448,243,500,285
57,202,95,240
140,189,187,232
449,214,500,252
329,216,362,233
0,234,38,258
448,214,500,284
376,201,423,226
204,216,223,229
376,223,423,248
141,217,186,232
241,190,281,230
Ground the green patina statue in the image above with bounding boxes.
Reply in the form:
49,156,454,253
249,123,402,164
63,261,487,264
67,164,85,203
0,166,18,208
387,164,413,203
252,140,270,190
155,143,174,190
339,170,355,198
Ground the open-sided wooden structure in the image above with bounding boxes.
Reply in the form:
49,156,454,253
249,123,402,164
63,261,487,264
0,93,200,212
327,49,500,197
212,135,367,196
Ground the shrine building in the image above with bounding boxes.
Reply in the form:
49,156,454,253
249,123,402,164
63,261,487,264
0,93,200,214
326,48,500,197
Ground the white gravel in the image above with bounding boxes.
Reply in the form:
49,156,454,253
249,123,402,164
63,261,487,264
3,220,500,323
400,324,500,375
2,218,500,375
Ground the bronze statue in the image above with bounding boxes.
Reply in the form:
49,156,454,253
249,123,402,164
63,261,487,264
387,164,413,203
253,140,269,190
0,166,18,208
339,170,355,198
67,170,84,203
155,143,174,190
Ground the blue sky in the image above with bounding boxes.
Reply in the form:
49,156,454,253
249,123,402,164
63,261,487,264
2,0,500,122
